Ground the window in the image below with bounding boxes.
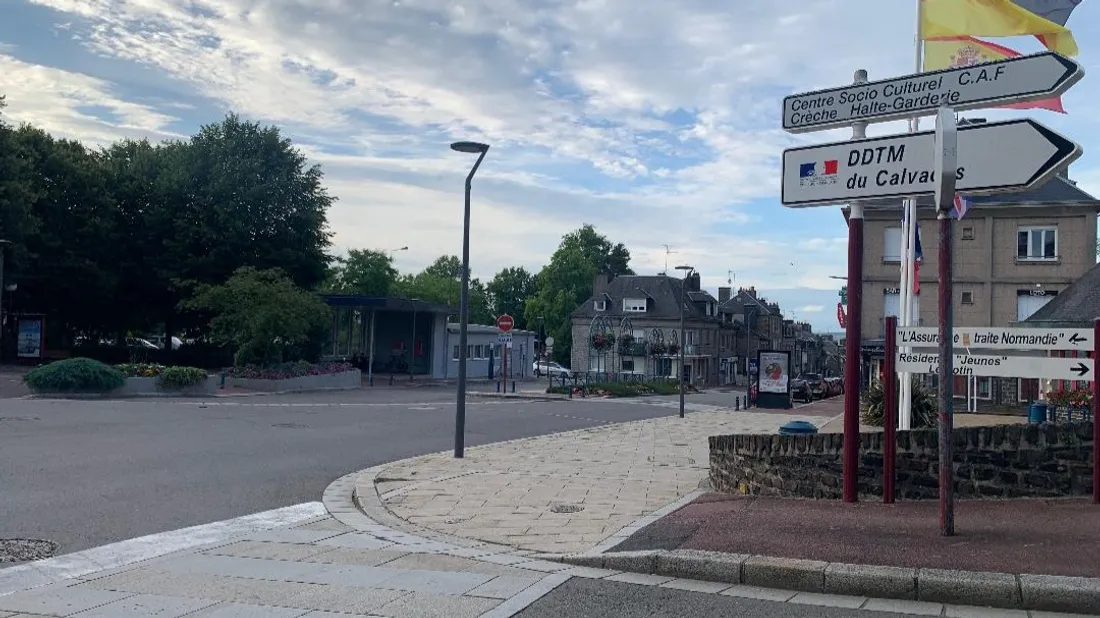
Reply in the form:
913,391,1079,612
623,298,647,312
466,345,473,359
1018,378,1041,403
961,291,974,305
883,227,901,262
1017,227,1057,260
452,345,460,360
954,376,992,400
474,345,484,359
962,226,975,240
621,359,635,372
1017,292,1054,321
594,300,606,311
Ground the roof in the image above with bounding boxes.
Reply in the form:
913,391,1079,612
446,323,537,336
1021,262,1100,327
321,295,452,314
718,290,778,316
861,176,1099,210
571,275,718,321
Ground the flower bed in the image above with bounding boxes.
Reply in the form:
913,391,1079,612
113,363,216,396
228,361,360,392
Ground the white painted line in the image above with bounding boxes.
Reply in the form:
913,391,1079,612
0,501,326,597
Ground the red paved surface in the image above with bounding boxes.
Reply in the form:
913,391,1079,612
641,493,1100,577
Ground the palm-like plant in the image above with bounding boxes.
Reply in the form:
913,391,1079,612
861,376,938,428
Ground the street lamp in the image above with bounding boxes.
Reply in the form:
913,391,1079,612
674,264,695,419
0,240,8,360
451,140,489,459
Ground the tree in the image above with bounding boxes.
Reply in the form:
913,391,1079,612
184,266,332,366
393,255,492,324
487,267,537,326
325,249,398,296
524,225,633,365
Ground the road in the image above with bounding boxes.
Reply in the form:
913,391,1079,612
517,578,913,617
0,386,743,559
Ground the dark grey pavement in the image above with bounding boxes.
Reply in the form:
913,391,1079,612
515,578,912,618
0,386,716,559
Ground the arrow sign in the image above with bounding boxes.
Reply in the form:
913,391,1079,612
783,51,1083,133
896,352,1093,381
897,326,1093,351
782,119,1081,207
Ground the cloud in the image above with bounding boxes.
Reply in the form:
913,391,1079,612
799,305,825,313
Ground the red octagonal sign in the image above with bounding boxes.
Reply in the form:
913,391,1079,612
496,314,515,333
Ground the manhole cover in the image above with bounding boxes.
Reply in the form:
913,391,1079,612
550,503,585,514
1,539,58,563
271,423,309,429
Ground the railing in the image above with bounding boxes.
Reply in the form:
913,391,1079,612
617,342,649,357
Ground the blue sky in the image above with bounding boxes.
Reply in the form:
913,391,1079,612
1,0,1098,332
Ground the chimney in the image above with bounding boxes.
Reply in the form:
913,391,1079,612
593,273,610,295
718,287,731,303
688,272,701,292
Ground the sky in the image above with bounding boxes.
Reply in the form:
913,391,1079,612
1,0,1098,333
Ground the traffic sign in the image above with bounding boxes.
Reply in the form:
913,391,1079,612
496,314,514,333
897,351,1093,381
498,334,513,346
897,326,1093,351
783,52,1083,133
545,336,555,347
781,118,1080,207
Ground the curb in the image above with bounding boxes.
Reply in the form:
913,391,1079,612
550,549,1100,615
20,385,363,400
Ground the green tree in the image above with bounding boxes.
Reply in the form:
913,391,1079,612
325,249,398,296
0,96,38,291
487,267,537,326
524,225,633,365
184,266,332,366
393,255,492,324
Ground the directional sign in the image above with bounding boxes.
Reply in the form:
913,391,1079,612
783,52,1083,133
498,334,513,346
781,118,1080,207
897,326,1093,351
897,351,1093,381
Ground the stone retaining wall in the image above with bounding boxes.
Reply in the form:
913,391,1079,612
229,369,361,392
709,422,1094,500
112,375,220,397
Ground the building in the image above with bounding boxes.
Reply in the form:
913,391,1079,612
570,273,721,385
717,286,787,384
322,295,452,379
1022,260,1100,402
441,323,537,380
857,171,1099,409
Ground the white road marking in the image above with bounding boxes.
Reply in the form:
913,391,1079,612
0,502,325,597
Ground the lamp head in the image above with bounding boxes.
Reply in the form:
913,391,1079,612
450,141,489,154
674,265,694,272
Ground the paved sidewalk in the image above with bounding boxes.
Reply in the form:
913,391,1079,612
356,409,819,555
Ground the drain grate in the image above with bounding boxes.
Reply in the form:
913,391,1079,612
1,539,58,563
550,503,585,514
271,423,309,429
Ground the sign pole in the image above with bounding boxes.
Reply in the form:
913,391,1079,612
933,107,958,536
1093,318,1099,504
842,68,868,504
884,315,897,504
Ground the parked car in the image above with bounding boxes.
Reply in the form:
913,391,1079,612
534,360,572,378
795,373,826,401
824,376,843,397
790,376,813,403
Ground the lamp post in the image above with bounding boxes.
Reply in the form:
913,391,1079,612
674,265,695,418
0,240,8,361
450,140,489,459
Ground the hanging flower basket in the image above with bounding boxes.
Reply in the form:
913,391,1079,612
649,341,667,356
617,334,636,355
590,332,615,352
666,343,680,355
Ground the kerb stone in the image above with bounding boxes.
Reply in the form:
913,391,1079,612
824,563,917,600
1019,573,1100,614
917,568,1020,609
741,556,827,593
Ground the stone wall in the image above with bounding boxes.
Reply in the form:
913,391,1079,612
709,422,1094,500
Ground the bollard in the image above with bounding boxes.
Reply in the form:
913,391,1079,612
735,396,740,411
220,371,227,389
511,380,516,393
496,380,501,393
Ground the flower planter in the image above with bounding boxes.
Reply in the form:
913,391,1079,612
229,369,362,393
112,375,220,397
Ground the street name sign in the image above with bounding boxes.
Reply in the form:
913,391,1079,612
498,334,513,346
783,52,1083,133
897,351,1093,381
781,118,1080,207
897,326,1093,351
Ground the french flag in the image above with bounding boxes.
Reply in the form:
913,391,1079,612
954,194,972,220
902,209,923,295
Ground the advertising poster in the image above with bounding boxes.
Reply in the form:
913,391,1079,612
17,317,43,358
758,351,789,394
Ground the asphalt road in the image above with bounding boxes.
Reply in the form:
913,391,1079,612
516,578,912,617
0,386,723,559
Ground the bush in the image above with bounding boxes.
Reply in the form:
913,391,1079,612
229,361,354,380
159,366,209,389
117,363,166,377
861,377,938,428
547,379,689,397
24,357,126,394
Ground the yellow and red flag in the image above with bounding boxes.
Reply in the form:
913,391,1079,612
924,36,1067,113
920,0,1079,56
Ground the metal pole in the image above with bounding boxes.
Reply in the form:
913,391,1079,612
455,147,488,459
842,69,869,504
884,315,898,504
679,272,687,418
0,244,5,360
367,310,376,386
1093,318,1099,504
933,107,958,536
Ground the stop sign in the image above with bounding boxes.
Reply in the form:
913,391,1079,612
496,314,514,333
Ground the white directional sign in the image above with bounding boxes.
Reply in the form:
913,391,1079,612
897,326,1093,351
897,351,1093,381
783,52,1083,133
781,119,1080,207
498,334,513,346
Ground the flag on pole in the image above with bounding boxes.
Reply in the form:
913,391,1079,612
923,36,1067,113
920,0,1079,56
954,194,974,220
1011,0,1083,26
902,209,924,295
